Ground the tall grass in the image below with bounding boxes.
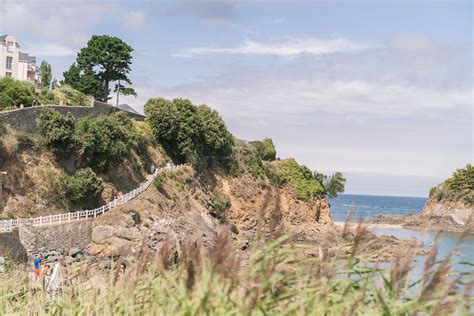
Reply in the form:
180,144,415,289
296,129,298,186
1,225,473,315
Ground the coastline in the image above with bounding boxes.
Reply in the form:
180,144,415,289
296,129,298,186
334,221,403,230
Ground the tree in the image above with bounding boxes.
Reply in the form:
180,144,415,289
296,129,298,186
63,63,102,99
39,61,52,88
250,138,277,161
145,97,234,169
114,81,137,106
75,35,134,102
324,172,346,198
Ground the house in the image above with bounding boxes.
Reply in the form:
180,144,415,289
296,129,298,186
0,35,41,89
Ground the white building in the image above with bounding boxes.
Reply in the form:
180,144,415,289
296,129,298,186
0,35,40,89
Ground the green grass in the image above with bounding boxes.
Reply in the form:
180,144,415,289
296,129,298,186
1,229,473,315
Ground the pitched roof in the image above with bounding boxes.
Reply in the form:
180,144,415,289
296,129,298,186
118,104,139,114
0,35,7,42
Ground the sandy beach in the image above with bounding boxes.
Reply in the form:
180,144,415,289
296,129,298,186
334,221,403,230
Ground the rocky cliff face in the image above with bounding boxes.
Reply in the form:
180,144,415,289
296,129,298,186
87,166,338,261
416,198,473,232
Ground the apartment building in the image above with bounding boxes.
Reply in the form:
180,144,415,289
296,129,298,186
0,35,41,89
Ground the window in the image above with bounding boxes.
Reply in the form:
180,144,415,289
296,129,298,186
6,57,13,70
6,43,14,53
5,72,12,77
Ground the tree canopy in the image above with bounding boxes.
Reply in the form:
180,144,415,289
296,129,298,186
0,77,35,110
39,61,52,88
63,35,134,102
145,97,234,170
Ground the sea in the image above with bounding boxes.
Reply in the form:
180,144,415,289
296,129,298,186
328,194,474,283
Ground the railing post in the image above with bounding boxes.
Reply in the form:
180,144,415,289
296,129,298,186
39,216,42,226
86,210,88,219
49,215,52,225
77,212,79,220
68,213,71,223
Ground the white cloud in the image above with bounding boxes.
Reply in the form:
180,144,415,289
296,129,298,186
123,38,472,196
174,38,370,57
122,10,148,30
25,43,77,57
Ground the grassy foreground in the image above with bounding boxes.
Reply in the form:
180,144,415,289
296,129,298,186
1,228,473,315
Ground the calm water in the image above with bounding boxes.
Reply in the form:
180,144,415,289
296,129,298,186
328,194,474,280
328,194,427,222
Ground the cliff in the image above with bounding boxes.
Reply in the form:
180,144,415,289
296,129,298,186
374,165,474,233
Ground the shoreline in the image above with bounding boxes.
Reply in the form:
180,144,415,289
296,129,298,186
334,221,403,230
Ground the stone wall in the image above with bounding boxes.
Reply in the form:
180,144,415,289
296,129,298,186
18,220,93,256
0,230,28,262
0,100,145,133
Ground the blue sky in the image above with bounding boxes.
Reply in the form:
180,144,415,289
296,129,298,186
0,0,472,197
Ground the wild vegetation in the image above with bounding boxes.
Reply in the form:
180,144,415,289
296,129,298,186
0,77,35,110
0,227,472,315
430,164,474,205
145,97,234,171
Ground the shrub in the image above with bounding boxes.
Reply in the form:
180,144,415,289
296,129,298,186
37,109,78,158
250,138,276,161
0,77,35,110
210,189,231,221
275,159,325,201
44,85,91,106
61,168,103,208
430,164,474,205
153,173,168,191
75,113,135,172
229,139,267,179
145,97,234,170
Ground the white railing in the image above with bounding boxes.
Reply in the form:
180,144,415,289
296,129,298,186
0,164,184,233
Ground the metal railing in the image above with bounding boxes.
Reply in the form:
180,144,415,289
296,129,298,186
0,164,184,233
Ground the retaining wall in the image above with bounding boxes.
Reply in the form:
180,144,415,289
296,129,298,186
0,100,145,133
18,220,93,255
0,230,28,262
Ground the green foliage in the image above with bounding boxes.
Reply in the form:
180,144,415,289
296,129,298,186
37,109,78,158
60,168,103,208
64,35,134,101
145,97,234,170
430,164,474,205
39,61,52,88
229,140,267,179
324,172,346,198
0,77,35,110
275,159,325,201
63,63,102,99
75,112,135,172
57,84,90,106
250,138,277,161
210,189,231,221
153,173,168,191
313,171,346,198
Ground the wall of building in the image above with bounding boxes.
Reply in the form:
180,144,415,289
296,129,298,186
0,100,145,133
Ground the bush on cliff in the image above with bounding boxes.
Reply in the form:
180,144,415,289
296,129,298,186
0,77,35,110
75,112,137,172
250,138,277,161
61,167,103,208
274,159,325,201
430,164,474,205
37,109,79,158
145,97,234,170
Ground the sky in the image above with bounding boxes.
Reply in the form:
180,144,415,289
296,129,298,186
0,0,472,197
